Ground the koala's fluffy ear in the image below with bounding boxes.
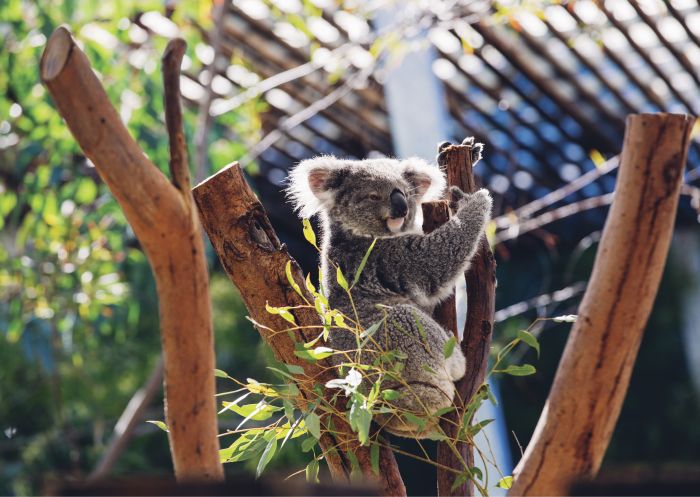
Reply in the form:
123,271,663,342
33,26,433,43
286,156,340,218
401,158,446,201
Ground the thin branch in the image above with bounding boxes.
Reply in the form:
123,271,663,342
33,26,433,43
494,155,620,228
162,38,191,192
494,282,587,323
495,193,615,244
88,357,164,482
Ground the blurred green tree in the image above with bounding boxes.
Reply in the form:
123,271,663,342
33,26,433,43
0,1,265,492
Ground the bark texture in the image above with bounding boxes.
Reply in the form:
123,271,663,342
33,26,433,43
193,164,406,497
41,28,223,481
510,113,693,495
432,142,497,497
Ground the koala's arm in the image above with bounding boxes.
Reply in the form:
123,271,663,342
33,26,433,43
374,188,492,299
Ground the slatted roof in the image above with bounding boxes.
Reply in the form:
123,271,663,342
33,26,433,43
178,0,700,240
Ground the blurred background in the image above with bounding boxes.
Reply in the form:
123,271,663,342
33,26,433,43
1,0,700,494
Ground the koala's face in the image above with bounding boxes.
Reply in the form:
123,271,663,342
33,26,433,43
326,170,417,236
287,157,446,237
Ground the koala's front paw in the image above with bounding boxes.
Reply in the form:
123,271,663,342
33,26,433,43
468,188,493,218
450,186,493,212
449,185,469,205
450,187,492,215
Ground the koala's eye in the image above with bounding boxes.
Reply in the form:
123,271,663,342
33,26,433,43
367,192,381,201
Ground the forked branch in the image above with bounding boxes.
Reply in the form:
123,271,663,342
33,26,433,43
193,164,406,496
41,28,223,481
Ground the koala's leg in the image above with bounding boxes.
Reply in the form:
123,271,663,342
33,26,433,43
373,304,466,438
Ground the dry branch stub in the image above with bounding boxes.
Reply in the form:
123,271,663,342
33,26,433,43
510,113,694,496
193,164,406,497
40,27,223,481
433,141,497,497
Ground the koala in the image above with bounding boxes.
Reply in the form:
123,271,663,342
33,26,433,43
286,154,492,438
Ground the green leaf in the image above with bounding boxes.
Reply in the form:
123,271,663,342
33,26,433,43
267,367,295,382
301,436,318,452
353,238,377,285
285,363,305,375
220,430,265,463
402,412,426,431
349,399,372,445
302,218,317,247
283,400,295,424
231,402,282,426
147,420,168,432
422,364,437,375
433,406,456,417
294,346,334,362
497,476,513,489
359,320,382,348
467,418,494,436
346,451,362,482
370,443,380,475
336,266,349,291
214,369,229,378
486,384,498,406
443,336,458,359
425,431,448,441
517,330,540,357
285,261,303,297
305,273,317,294
382,389,400,401
471,466,483,481
305,458,320,483
256,437,277,478
265,302,297,325
305,412,321,439
450,473,468,492
501,364,536,376
280,417,303,448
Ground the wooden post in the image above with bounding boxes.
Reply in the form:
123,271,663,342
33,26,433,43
40,28,223,481
193,164,406,497
422,140,497,497
510,113,693,495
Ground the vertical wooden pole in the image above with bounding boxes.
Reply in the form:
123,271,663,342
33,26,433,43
510,113,693,495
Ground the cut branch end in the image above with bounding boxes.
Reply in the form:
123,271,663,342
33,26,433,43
41,25,73,82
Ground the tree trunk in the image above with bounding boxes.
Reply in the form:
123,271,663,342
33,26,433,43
41,28,223,481
193,164,406,497
510,113,693,495
430,142,496,497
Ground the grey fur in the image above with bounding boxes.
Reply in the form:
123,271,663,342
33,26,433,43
287,156,492,438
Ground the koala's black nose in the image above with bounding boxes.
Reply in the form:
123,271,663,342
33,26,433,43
390,189,408,218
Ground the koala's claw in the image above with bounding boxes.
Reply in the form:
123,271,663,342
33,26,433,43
450,187,492,214
449,185,468,204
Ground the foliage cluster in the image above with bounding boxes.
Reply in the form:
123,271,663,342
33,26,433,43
210,220,560,495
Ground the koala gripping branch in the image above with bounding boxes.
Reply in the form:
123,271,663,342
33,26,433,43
193,164,406,497
40,28,223,481
424,142,496,497
510,113,693,495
